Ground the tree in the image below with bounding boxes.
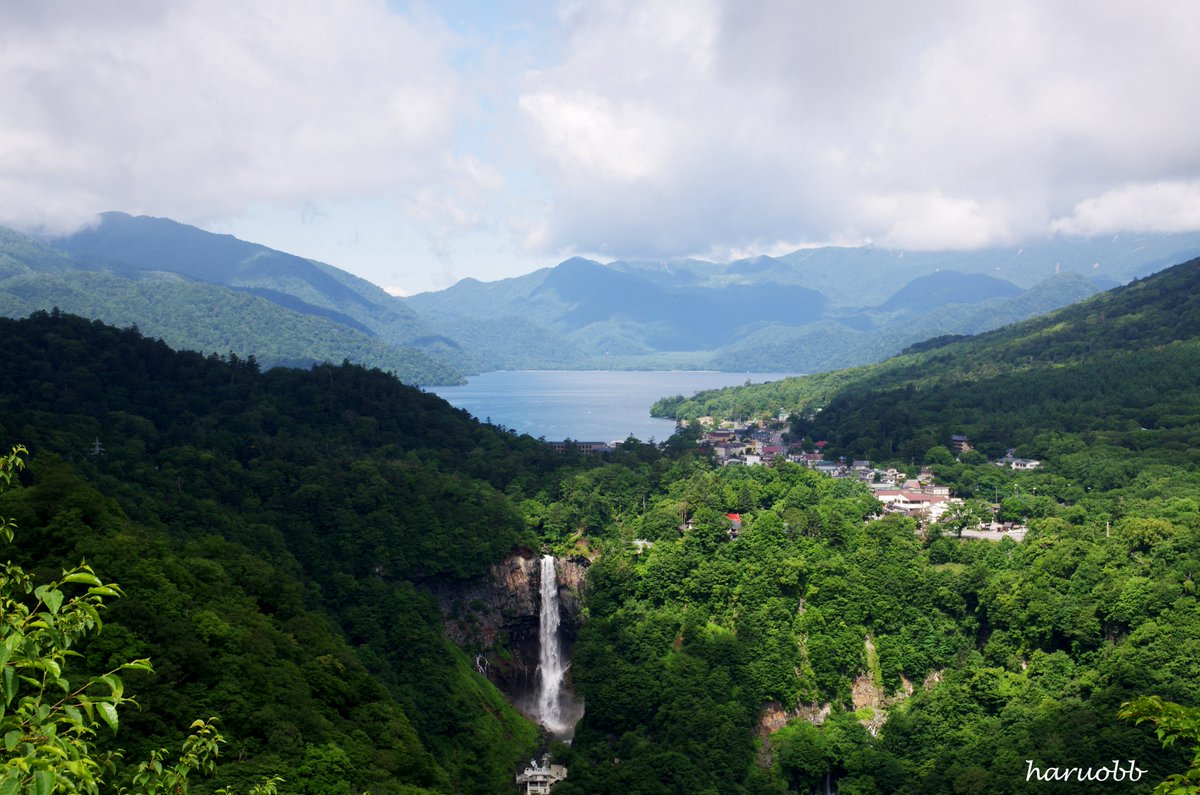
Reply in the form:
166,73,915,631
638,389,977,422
924,445,955,466
0,445,149,792
0,445,280,794
937,499,991,538
1120,696,1200,794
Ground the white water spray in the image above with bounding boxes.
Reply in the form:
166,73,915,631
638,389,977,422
536,554,570,734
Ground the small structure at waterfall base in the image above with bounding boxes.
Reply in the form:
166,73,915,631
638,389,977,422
516,757,568,794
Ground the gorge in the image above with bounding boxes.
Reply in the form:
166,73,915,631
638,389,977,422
430,550,585,739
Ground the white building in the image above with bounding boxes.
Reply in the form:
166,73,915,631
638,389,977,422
516,758,568,794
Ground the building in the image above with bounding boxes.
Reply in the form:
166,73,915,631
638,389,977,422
545,441,613,454
950,434,971,454
516,759,568,794
875,490,952,523
705,429,737,444
996,452,1042,470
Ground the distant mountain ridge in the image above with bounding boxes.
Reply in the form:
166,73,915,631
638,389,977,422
55,212,431,343
0,214,464,384
875,271,1022,313
654,255,1200,465
406,236,1174,372
4,212,1200,380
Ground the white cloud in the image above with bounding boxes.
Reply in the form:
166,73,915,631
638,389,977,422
1051,180,1200,235
7,0,1200,282
864,192,1016,251
518,0,1200,258
0,0,464,234
518,92,665,183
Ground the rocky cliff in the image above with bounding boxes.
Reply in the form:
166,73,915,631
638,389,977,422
426,549,587,710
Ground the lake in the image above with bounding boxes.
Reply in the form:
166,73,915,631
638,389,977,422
429,370,794,442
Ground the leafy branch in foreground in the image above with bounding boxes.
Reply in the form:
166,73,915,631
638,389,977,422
128,718,282,795
0,445,281,793
0,444,147,792
1120,696,1200,794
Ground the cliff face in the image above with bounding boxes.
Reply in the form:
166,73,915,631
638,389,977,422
427,550,587,707
555,555,589,641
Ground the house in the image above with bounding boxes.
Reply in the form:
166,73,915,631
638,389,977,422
875,490,951,522
516,758,568,794
726,513,743,538
713,442,748,459
996,454,1042,470
546,441,613,454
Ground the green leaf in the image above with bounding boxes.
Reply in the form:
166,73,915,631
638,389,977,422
33,586,63,615
0,776,17,795
86,586,120,598
60,572,102,587
37,658,60,681
33,769,54,795
99,674,123,700
3,729,21,751
98,701,118,733
2,667,15,707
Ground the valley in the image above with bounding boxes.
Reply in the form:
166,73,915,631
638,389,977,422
2,252,1199,792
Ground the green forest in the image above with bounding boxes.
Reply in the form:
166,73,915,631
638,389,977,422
0,286,1198,792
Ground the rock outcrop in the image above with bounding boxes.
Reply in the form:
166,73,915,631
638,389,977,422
426,549,587,712
755,700,832,767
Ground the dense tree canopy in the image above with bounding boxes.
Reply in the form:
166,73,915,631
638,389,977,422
0,306,1196,793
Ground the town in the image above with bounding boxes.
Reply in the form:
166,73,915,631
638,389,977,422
546,421,1042,543
692,420,1040,541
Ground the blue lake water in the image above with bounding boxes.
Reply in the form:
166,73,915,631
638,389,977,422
430,370,794,442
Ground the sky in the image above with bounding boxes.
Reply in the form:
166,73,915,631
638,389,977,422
3,1,1200,296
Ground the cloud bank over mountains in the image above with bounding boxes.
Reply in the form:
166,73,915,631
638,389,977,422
1,1,465,232
520,0,1200,256
3,1,1200,289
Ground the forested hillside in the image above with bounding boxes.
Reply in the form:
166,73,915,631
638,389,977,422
0,310,574,792
550,462,1199,794
655,256,1200,465
0,216,466,385
2,308,1197,793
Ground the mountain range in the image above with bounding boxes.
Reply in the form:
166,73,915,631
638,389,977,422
3,230,1200,792
2,212,1200,382
655,253,1200,467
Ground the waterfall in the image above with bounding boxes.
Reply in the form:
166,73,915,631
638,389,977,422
536,554,570,734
